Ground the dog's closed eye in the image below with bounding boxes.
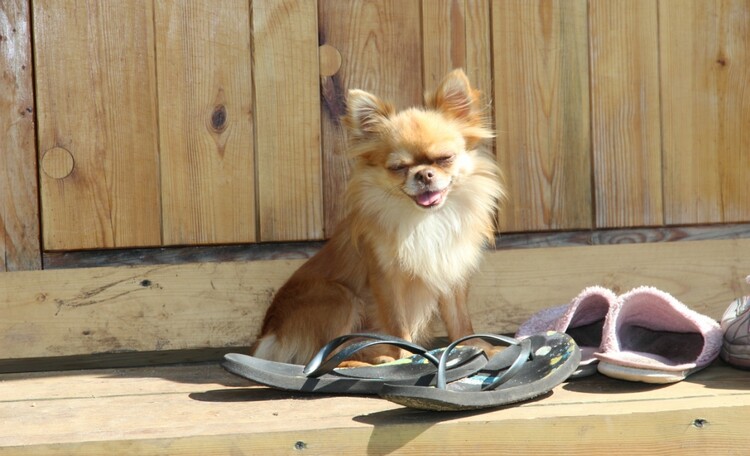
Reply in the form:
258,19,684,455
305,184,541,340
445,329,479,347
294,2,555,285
388,162,408,173
435,155,455,166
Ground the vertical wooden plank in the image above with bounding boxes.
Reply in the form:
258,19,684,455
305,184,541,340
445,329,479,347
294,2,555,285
0,0,40,271
463,0,493,108
493,0,592,232
33,0,161,250
254,0,322,241
319,0,422,235
422,0,492,112
156,0,256,245
422,0,467,90
660,0,750,224
589,0,663,228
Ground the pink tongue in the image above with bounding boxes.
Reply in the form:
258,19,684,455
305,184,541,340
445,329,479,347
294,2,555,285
416,191,443,207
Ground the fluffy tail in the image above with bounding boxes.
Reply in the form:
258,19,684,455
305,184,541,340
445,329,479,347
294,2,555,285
252,333,319,365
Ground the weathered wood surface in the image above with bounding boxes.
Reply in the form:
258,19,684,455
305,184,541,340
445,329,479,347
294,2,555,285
660,0,750,225
254,0,323,241
4,238,749,361
22,1,750,250
493,0,593,232
0,261,283,359
422,0,492,98
589,0,663,228
0,0,40,271
40,223,750,270
33,0,162,250
0,362,748,454
155,0,256,245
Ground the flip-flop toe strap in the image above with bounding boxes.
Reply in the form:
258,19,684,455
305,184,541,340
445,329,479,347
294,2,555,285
481,338,532,391
436,334,532,390
303,333,439,378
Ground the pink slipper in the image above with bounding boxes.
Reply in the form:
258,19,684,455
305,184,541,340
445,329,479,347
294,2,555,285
516,286,619,378
720,275,750,369
595,286,722,383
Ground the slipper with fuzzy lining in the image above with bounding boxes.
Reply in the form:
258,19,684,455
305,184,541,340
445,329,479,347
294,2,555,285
379,332,580,411
222,333,488,395
516,286,617,378
595,286,721,383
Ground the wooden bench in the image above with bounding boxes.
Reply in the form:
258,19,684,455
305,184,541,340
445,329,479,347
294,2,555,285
2,237,750,453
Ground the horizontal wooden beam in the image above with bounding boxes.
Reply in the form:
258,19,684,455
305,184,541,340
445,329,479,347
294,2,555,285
42,223,750,269
3,238,750,363
0,261,292,360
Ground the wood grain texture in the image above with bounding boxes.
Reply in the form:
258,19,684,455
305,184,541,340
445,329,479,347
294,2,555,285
422,0,492,97
4,238,749,360
660,0,750,225
0,261,288,359
0,0,40,271
1,363,749,453
589,0,663,228
254,0,323,241
32,0,161,250
493,0,593,232
319,0,423,235
39,223,750,270
462,0,493,115
422,0,468,91
421,0,495,163
156,0,256,245
467,238,750,336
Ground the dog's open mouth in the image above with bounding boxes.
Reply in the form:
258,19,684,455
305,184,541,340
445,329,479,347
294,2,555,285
414,189,447,208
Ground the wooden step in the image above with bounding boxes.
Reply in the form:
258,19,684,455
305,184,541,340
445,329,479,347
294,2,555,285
3,238,750,365
1,361,749,454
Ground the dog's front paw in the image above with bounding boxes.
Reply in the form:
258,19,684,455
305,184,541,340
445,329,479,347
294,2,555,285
337,360,373,369
463,338,506,357
371,355,397,365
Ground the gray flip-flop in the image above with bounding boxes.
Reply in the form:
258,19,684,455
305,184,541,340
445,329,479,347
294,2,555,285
222,333,488,395
379,332,580,411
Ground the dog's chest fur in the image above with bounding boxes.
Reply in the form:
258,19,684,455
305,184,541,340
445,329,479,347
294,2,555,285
373,205,485,295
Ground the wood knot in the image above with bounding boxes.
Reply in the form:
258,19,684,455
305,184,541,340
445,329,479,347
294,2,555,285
319,44,342,77
41,147,75,179
211,104,228,132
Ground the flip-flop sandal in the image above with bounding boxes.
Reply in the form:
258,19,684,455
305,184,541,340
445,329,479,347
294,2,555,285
595,286,722,383
516,286,617,378
379,331,580,411
222,333,488,395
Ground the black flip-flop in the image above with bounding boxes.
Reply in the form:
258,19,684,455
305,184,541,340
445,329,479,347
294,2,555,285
222,333,488,395
379,331,580,411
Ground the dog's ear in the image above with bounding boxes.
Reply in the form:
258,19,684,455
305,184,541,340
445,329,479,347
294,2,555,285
429,69,481,122
345,89,394,137
429,69,493,147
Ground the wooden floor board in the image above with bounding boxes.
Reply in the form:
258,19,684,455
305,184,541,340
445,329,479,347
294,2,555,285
1,362,749,454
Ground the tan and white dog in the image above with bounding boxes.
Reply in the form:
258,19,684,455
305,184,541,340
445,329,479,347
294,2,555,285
253,69,504,364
